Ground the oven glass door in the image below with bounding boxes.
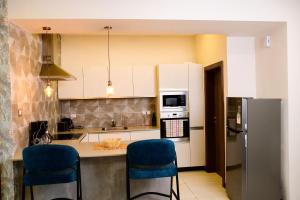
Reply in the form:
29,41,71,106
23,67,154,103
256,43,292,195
163,95,186,107
160,118,190,139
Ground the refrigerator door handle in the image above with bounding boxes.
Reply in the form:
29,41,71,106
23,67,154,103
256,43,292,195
244,134,247,148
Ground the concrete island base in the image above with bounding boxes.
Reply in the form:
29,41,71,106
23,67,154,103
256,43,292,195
14,156,172,200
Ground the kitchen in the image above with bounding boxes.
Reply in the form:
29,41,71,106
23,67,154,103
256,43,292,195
1,4,289,199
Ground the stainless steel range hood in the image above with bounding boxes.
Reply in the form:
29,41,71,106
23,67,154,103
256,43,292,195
39,34,76,81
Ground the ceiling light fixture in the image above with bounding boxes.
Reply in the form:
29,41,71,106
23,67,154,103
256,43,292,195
42,26,54,98
105,26,114,97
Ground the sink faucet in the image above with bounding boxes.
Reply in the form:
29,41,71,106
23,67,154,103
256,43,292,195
111,119,116,127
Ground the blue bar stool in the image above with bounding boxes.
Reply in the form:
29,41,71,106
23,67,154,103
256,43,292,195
126,139,180,200
22,144,82,200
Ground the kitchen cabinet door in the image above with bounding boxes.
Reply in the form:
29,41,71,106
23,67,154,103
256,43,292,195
99,132,131,141
88,133,99,142
174,141,191,168
110,65,134,97
58,64,84,99
190,129,206,166
133,65,156,97
130,130,160,141
158,64,189,90
189,64,204,127
83,65,107,98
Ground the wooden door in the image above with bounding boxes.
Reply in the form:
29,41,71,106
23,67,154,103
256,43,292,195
204,61,225,185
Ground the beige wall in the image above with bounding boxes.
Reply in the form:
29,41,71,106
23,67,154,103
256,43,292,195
61,35,197,66
255,24,288,193
227,37,256,98
195,34,227,95
195,34,227,67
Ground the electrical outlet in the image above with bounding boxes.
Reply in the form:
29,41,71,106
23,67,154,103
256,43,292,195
142,111,146,115
17,109,22,117
146,110,151,115
71,113,77,118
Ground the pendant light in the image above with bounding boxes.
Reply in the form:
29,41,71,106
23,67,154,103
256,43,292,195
105,26,114,97
43,26,54,98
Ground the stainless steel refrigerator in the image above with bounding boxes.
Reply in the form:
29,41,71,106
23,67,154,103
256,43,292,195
226,97,282,200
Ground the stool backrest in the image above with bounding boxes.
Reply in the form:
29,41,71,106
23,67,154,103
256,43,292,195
23,144,79,171
127,139,176,166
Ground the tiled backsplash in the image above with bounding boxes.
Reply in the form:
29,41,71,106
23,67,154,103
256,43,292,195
9,23,59,150
60,98,156,128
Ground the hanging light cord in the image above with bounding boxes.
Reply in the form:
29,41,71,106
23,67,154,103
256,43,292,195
107,27,111,82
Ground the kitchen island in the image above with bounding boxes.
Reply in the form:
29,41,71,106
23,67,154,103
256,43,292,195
13,127,171,200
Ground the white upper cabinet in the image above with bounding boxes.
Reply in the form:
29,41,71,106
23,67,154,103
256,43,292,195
133,65,156,97
110,65,134,97
158,64,189,90
83,65,107,98
58,64,84,99
188,64,204,127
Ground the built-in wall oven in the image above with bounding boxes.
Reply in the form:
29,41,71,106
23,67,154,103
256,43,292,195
160,90,188,112
160,111,190,141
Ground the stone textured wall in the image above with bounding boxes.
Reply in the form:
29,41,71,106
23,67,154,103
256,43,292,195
9,23,59,152
0,0,14,199
60,98,156,128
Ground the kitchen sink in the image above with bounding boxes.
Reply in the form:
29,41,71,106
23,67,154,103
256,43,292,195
101,126,128,131
53,133,83,140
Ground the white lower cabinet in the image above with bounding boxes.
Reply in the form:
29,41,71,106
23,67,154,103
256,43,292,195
99,132,131,141
174,141,191,168
130,130,160,141
80,133,99,143
190,129,206,166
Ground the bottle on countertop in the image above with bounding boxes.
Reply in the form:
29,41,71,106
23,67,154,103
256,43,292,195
152,112,157,127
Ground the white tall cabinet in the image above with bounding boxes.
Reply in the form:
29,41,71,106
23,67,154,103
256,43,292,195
157,63,205,167
188,63,204,127
190,129,206,166
188,63,205,167
158,64,189,90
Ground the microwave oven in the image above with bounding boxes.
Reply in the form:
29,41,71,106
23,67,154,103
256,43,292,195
160,90,188,112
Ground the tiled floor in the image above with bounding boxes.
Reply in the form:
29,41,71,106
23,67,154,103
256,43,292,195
175,171,229,200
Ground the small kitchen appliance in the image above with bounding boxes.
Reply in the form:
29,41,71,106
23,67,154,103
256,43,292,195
29,121,52,146
160,90,188,112
160,111,190,141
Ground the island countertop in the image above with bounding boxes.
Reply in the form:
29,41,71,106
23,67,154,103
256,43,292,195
13,139,129,161
13,126,160,161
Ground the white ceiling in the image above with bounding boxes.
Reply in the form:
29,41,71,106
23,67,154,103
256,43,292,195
10,19,284,36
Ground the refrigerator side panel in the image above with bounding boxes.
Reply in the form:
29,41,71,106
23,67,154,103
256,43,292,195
247,99,281,200
226,97,244,200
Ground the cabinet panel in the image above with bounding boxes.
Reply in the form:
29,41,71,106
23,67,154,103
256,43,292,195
80,135,89,143
158,64,189,90
83,65,107,98
58,64,84,99
190,129,206,166
133,65,156,97
174,141,191,168
99,132,131,141
130,130,160,141
189,64,204,127
88,133,99,142
110,65,133,97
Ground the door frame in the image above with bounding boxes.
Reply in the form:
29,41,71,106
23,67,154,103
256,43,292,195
204,61,225,185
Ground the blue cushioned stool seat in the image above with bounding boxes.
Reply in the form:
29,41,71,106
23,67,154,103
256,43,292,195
22,144,82,200
23,168,77,186
129,163,177,179
126,139,180,200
